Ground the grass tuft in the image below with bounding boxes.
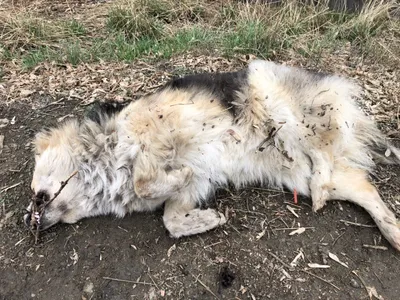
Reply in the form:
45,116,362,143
1,0,398,69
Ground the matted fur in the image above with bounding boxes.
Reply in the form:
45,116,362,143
25,60,400,250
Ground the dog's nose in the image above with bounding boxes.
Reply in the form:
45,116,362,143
35,190,50,206
24,213,32,227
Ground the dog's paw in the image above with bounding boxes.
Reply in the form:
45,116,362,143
164,208,226,238
311,186,330,212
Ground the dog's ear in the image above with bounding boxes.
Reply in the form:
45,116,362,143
33,130,51,155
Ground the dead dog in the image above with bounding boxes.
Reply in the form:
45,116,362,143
24,60,400,250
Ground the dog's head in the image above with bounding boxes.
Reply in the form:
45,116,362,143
24,121,88,230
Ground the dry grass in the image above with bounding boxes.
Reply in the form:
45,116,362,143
0,0,399,69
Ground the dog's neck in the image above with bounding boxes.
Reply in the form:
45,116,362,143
71,119,134,217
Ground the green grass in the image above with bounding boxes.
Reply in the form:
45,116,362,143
1,0,398,69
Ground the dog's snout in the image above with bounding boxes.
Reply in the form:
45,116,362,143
24,213,32,227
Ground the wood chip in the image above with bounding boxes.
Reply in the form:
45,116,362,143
308,263,330,269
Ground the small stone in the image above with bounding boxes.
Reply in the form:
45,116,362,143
83,281,94,294
350,278,361,288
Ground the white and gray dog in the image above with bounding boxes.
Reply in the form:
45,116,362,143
25,60,400,250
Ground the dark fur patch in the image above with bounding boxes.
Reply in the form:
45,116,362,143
164,70,248,117
85,101,131,125
58,202,69,213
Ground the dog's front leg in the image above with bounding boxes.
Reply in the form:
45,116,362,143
163,197,226,238
134,166,193,200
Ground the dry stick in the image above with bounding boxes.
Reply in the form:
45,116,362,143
191,274,220,300
44,170,79,209
340,220,377,228
352,271,371,299
362,244,388,251
103,277,154,286
0,181,23,193
272,227,315,231
30,170,79,244
203,241,223,249
266,250,294,271
301,269,341,291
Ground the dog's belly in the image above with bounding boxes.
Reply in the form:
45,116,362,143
220,138,312,196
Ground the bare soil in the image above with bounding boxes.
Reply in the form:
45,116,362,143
1,82,400,300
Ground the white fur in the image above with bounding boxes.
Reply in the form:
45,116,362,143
27,60,400,251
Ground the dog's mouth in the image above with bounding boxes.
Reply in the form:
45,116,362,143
24,201,46,232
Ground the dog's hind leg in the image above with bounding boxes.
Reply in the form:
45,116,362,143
163,193,226,238
328,166,400,251
308,150,333,212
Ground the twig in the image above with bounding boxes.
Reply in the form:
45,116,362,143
103,276,154,286
257,125,282,152
351,271,371,299
340,220,377,228
392,254,400,262
42,98,65,109
192,274,220,299
362,244,388,251
44,170,79,208
266,250,294,271
0,181,22,194
373,270,384,287
203,241,223,249
301,269,340,291
147,272,159,290
30,170,79,244
234,209,266,216
332,230,346,246
272,227,314,231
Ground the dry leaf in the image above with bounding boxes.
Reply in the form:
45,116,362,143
0,135,4,154
167,244,176,258
328,252,348,268
289,227,306,236
290,251,304,267
239,285,247,294
20,89,35,97
0,119,9,128
286,205,299,218
367,286,384,300
256,229,266,240
70,248,79,265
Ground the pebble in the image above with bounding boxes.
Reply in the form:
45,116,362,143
83,280,94,294
350,278,361,288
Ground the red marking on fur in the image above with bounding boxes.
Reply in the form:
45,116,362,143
293,189,298,204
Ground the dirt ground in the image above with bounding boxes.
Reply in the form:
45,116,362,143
1,59,400,300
